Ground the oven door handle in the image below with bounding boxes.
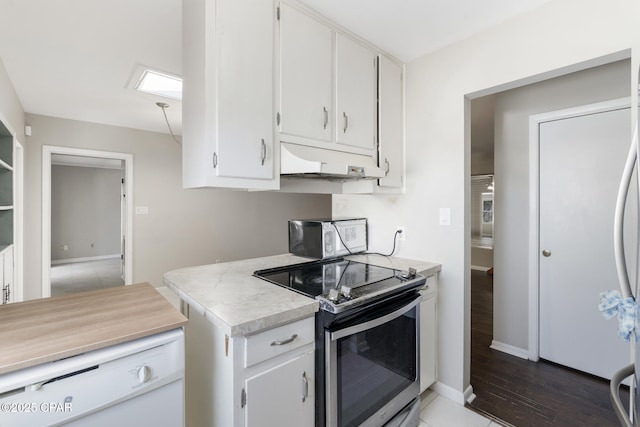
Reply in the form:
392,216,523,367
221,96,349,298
329,295,422,341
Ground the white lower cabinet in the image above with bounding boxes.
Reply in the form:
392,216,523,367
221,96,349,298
244,350,314,426
419,274,438,392
185,308,315,427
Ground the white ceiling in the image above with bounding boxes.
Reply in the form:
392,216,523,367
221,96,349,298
0,0,552,136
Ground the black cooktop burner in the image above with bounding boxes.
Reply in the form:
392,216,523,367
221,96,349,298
254,257,428,315
253,258,397,299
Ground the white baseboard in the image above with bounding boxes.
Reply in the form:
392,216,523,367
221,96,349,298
430,381,467,405
470,265,491,272
490,340,529,359
464,385,476,404
51,254,120,265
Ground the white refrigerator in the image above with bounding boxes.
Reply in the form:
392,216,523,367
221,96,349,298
608,78,640,426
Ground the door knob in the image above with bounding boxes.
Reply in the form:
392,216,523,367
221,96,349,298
542,249,551,257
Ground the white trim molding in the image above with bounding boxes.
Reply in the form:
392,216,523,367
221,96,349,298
42,146,134,298
51,254,121,266
430,381,474,405
490,340,529,360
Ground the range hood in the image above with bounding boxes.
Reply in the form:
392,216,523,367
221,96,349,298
280,142,386,180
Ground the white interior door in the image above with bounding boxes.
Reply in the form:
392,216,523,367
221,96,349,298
539,105,634,380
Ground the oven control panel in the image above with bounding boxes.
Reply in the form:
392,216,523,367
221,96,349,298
318,271,425,313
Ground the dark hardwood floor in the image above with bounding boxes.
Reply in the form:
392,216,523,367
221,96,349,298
468,269,628,426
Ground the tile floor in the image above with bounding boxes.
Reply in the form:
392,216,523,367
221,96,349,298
419,391,501,427
50,258,124,296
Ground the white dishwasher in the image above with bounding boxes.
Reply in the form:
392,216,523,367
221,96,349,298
0,328,184,427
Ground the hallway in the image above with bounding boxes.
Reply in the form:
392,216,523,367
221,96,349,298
468,269,627,426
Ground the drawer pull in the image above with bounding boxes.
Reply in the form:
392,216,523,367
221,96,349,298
270,334,297,346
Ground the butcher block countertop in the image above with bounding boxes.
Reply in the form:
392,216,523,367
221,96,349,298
0,283,187,375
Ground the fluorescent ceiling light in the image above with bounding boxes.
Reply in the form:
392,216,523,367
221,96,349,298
135,69,182,101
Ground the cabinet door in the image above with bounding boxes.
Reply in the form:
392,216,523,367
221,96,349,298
335,34,376,152
245,350,314,427
216,0,274,180
420,292,436,392
377,56,404,189
0,251,5,304
3,246,12,304
279,4,333,143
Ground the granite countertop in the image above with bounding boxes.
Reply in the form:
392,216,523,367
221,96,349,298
164,254,441,338
0,283,187,375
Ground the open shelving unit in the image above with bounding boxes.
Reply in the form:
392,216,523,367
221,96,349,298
0,118,14,303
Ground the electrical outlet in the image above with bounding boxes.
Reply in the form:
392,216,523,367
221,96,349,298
397,226,406,241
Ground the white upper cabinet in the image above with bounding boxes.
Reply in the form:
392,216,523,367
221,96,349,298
278,3,376,156
279,4,333,143
335,34,377,153
377,55,404,189
181,0,405,193
182,0,277,190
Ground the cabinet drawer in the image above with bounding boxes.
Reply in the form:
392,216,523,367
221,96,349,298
245,317,314,367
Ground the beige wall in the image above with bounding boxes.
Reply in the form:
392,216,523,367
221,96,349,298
334,0,640,402
51,165,122,261
492,59,630,351
24,114,331,300
0,59,24,142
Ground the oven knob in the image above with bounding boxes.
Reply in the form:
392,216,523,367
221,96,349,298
136,365,152,383
328,288,341,302
401,268,417,279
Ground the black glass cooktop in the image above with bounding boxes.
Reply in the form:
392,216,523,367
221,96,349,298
253,258,398,298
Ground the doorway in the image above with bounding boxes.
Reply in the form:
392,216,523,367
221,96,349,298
42,146,133,298
467,58,631,424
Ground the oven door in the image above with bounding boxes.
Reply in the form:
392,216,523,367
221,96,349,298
325,293,421,427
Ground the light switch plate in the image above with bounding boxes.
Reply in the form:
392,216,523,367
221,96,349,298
439,208,451,226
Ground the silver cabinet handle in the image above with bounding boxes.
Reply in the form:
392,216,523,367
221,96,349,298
323,107,328,130
270,333,297,346
212,152,218,169
542,249,551,257
343,112,349,133
384,158,390,176
302,372,308,402
260,139,266,166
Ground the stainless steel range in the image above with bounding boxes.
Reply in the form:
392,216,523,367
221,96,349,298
254,256,425,427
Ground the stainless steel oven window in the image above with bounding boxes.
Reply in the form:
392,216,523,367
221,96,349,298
325,296,421,427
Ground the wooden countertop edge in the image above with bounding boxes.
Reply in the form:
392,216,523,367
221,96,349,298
0,323,185,375
0,283,187,375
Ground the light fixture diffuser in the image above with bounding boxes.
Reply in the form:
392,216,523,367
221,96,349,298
135,69,182,101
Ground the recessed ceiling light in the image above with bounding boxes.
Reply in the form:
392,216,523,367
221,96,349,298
134,69,182,101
